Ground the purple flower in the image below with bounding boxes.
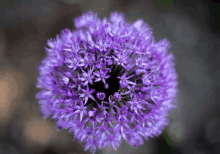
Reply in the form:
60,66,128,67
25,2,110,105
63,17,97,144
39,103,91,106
79,67,95,86
74,100,88,121
118,73,136,88
93,68,110,84
36,11,178,154
96,92,106,100
113,92,121,100
80,85,95,104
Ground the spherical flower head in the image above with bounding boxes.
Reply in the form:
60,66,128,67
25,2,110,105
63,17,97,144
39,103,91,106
36,11,178,154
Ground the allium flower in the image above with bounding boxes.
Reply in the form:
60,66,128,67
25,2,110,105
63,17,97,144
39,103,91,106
36,11,178,154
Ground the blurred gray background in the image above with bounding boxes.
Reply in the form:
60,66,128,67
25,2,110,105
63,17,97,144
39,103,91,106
0,0,219,154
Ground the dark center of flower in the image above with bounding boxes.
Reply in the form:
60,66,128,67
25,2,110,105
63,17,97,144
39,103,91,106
90,64,122,103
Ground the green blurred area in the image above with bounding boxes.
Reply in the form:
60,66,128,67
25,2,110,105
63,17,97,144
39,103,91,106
163,132,174,146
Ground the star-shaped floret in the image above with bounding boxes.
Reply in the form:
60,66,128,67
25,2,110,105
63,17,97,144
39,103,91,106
118,73,136,88
96,92,106,100
113,92,121,101
103,96,116,109
63,43,80,53
95,123,110,148
80,85,95,104
94,61,104,69
142,73,153,85
135,55,148,68
84,137,97,154
65,57,79,70
114,118,130,140
127,84,137,94
94,69,110,84
74,100,88,121
98,49,112,59
79,53,95,68
79,67,95,86
116,106,131,121
95,102,109,122
102,131,122,150
125,130,144,147
128,95,146,115
95,37,108,52
71,73,83,91
113,52,130,67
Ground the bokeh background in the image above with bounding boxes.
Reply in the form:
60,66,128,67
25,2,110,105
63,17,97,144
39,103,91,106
0,0,219,153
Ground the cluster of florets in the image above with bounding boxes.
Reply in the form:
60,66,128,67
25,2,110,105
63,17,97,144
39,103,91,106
36,11,178,154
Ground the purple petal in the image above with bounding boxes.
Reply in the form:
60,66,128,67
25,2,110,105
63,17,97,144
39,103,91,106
80,112,83,121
